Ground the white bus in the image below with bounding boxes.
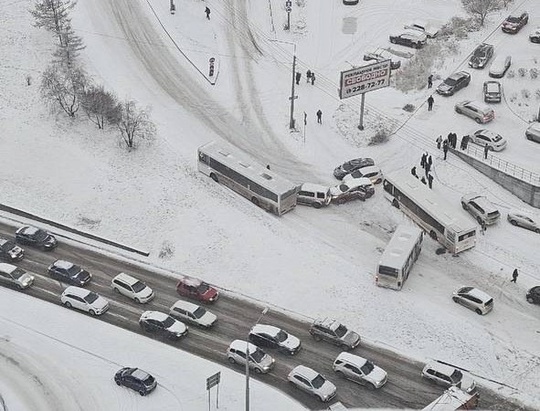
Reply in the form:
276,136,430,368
383,172,476,254
197,141,300,216
376,224,423,290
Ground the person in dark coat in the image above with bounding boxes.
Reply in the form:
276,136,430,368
462,135,469,150
411,166,418,178
443,140,449,160
306,69,312,83
428,155,432,167
427,173,433,189
427,95,434,111
295,71,301,85
436,135,442,149
427,74,433,88
421,176,427,185
205,6,211,19
452,133,458,148
316,109,322,124
421,153,426,169
511,269,519,283
425,161,431,177
310,73,316,85
483,143,489,159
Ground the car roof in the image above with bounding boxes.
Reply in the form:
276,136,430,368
464,287,492,302
470,196,497,211
425,361,456,376
462,100,492,111
508,212,534,220
229,339,259,354
528,122,540,131
0,239,11,246
335,352,367,367
171,299,200,312
179,276,202,287
401,29,427,39
20,226,39,235
314,318,341,331
62,286,90,297
0,263,17,274
291,365,319,380
141,311,170,322
251,324,280,337
113,272,140,286
301,183,330,192
53,260,75,270
357,165,380,175
475,129,499,139
131,368,151,380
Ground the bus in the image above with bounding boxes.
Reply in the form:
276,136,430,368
383,172,476,254
197,141,300,216
376,224,423,290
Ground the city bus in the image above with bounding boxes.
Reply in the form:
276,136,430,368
376,224,423,290
197,141,300,216
382,172,476,254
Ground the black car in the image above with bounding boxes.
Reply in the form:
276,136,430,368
47,259,91,286
526,286,540,304
0,238,24,262
436,71,471,96
114,367,157,396
389,31,427,49
468,43,494,69
333,158,375,180
15,226,57,250
139,311,188,340
248,324,302,355
502,12,528,34
530,29,540,43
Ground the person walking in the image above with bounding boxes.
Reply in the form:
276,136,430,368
428,155,432,168
427,173,433,189
452,133,458,149
425,161,431,177
480,221,486,235
266,164,271,170
421,153,426,169
436,135,442,149
483,143,489,160
411,166,418,178
462,135,469,150
306,69,312,83
205,6,211,19
427,95,434,111
295,71,301,85
443,140,449,160
421,176,427,185
316,109,322,124
511,268,519,283
427,74,433,88
310,73,316,85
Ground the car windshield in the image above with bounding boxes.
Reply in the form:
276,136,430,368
132,281,146,293
360,361,375,374
338,184,350,194
493,135,502,142
445,78,457,86
343,162,354,172
163,316,175,328
350,170,362,179
335,324,348,338
250,348,265,363
506,16,520,23
450,369,463,383
66,265,81,276
11,268,26,280
197,283,210,293
311,374,326,389
0,241,15,252
193,306,206,319
85,292,99,304
474,49,486,58
275,330,288,343
33,229,48,241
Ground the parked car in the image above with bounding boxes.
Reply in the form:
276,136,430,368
330,178,372,204
0,263,34,290
526,286,540,304
48,259,91,286
114,367,157,396
436,71,471,96
226,340,275,374
169,299,217,328
507,212,540,233
60,286,109,316
0,238,24,262
461,194,501,225
422,361,476,393
403,20,440,38
525,122,540,143
333,158,375,180
309,318,361,350
176,276,219,303
489,55,511,78
502,12,528,33
112,272,154,303
530,28,540,43
483,81,502,103
467,129,507,151
363,47,401,70
389,30,427,48
452,286,494,316
468,43,494,69
454,100,494,124
333,352,387,389
139,311,188,340
297,183,332,209
248,324,301,355
343,165,383,184
287,365,337,403
15,225,57,250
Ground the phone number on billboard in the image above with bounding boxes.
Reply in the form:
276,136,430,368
345,79,386,94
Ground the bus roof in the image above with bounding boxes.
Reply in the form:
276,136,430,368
199,141,299,194
378,224,423,269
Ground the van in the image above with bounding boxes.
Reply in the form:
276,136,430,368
297,183,331,208
483,81,501,103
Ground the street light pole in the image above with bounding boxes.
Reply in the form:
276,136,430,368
245,307,268,411
270,39,297,130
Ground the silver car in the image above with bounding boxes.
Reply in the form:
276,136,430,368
525,122,540,143
422,361,476,393
461,194,500,225
507,212,540,233
333,352,387,389
287,365,337,402
169,300,217,328
452,286,494,315
488,55,511,78
455,101,494,124
0,263,34,290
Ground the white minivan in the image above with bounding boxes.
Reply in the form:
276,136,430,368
297,183,332,209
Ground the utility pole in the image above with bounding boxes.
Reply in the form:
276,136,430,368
290,53,297,129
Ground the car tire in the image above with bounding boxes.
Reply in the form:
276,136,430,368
89,309,96,316
392,199,400,209
455,107,462,114
227,357,236,365
461,202,468,210
475,117,482,124
535,228,540,234
318,394,327,402
366,383,376,391
115,380,122,386
341,343,351,351
476,217,483,225
113,287,119,293
134,298,140,304
312,202,322,209
251,197,259,206
429,230,437,240
390,38,396,44
139,390,146,396
16,284,24,290
475,309,483,315
336,370,345,379
254,368,262,374
337,198,346,205
64,301,72,308
210,173,218,182
527,296,534,303
452,297,459,303
509,219,517,226
526,134,533,140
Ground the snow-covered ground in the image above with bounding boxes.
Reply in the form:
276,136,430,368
1,0,539,409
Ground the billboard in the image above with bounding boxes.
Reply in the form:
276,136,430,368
339,60,391,99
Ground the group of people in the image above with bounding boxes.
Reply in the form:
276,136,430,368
435,132,461,160
411,152,434,189
296,70,316,86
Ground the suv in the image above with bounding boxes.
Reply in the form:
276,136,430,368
453,286,494,315
248,324,302,355
297,183,332,209
48,260,91,286
526,286,540,304
436,71,470,96
344,166,383,185
468,43,494,69
176,276,219,303
502,12,528,34
111,272,154,303
389,30,427,48
114,367,157,396
139,311,188,340
0,238,24,262
468,129,507,151
332,352,387,389
61,286,109,316
461,194,500,225
363,48,401,70
483,81,501,103
226,340,275,374
455,100,494,124
403,21,440,38
15,225,57,250
333,158,375,180
488,55,511,78
0,263,34,290
330,178,374,205
422,362,476,393
287,365,337,402
169,299,217,328
525,122,540,143
309,318,361,349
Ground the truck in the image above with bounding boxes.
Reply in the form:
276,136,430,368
423,386,479,410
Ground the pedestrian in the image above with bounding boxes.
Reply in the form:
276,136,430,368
421,153,426,169
266,164,271,170
462,135,469,150
295,71,301,85
306,69,312,83
205,6,211,19
316,109,322,124
511,268,519,283
428,155,432,167
481,221,486,235
443,140,449,160
411,166,417,178
460,136,465,150
436,135,442,149
452,132,458,149
427,74,433,88
483,143,489,159
310,73,316,85
421,176,427,185
427,173,433,189
425,161,431,177
427,95,434,111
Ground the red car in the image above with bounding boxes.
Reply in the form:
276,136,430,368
176,276,219,303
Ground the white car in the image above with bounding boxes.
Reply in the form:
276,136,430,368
248,324,302,355
507,212,540,233
333,352,387,389
330,177,374,199
468,129,507,151
111,272,154,303
343,166,383,184
525,122,540,143
422,362,476,393
455,101,494,124
488,55,511,78
169,300,217,328
287,365,337,402
403,20,440,38
363,47,401,70
0,263,34,290
139,311,188,340
61,286,109,316
389,30,427,48
452,286,494,315
226,340,275,374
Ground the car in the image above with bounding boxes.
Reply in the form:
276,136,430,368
525,122,540,143
343,0,359,4
363,48,401,70
48,259,91,286
489,55,511,78
332,352,388,389
15,225,57,250
502,12,528,34
530,28,540,43
461,194,500,225
330,178,372,205
333,158,375,180
454,100,494,124
526,286,540,304
422,361,476,393
467,129,507,151
111,272,154,303
309,318,361,349
60,286,109,316
436,71,471,96
297,183,332,209
226,340,275,374
452,286,494,316
403,20,440,38
114,367,157,396
248,324,301,355
169,299,217,328
287,365,337,402
507,212,540,233
139,311,188,340
389,30,427,48
343,165,383,184
468,43,494,69
483,81,502,103
0,238,24,262
176,275,219,303
0,263,34,290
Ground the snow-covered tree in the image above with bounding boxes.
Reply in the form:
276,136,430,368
54,22,85,66
81,85,121,129
40,62,87,117
461,0,502,26
117,100,156,149
30,0,77,46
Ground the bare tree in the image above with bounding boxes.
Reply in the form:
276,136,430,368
40,62,87,117
81,85,121,129
461,0,502,26
54,22,85,66
30,0,77,46
117,100,156,149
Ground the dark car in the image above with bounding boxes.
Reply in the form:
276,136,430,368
502,12,528,34
531,28,540,43
114,367,157,396
47,259,91,286
0,238,24,262
15,226,57,250
248,324,302,355
139,311,188,340
176,276,219,303
483,80,502,103
468,43,494,69
526,286,540,304
436,71,471,96
333,158,375,180
389,30,427,49
309,318,361,350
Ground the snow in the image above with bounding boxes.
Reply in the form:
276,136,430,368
0,0,540,409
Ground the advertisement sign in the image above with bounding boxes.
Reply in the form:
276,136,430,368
339,60,391,99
